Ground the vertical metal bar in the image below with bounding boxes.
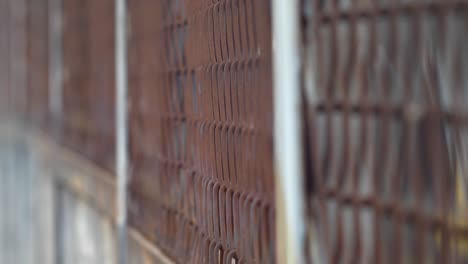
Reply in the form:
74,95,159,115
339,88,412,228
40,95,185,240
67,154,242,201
115,0,128,263
272,0,306,263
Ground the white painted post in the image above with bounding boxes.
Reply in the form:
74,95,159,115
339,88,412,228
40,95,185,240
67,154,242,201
115,0,128,263
272,0,306,262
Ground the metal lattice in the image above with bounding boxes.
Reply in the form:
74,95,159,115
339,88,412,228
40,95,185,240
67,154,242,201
303,0,468,263
26,0,49,126
61,0,115,171
127,0,276,263
0,0,12,115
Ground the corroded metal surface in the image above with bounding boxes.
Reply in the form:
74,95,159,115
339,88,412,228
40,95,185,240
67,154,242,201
0,0,11,116
26,0,49,126
127,0,276,263
60,0,115,172
303,0,468,263
4,0,28,117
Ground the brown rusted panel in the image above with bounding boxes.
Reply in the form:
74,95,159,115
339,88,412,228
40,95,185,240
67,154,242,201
0,0,10,115
61,0,115,172
127,0,276,263
86,0,116,172
8,0,29,118
26,0,49,127
303,0,468,263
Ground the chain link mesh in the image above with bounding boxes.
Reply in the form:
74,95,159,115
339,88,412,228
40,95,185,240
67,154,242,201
303,0,468,263
127,0,276,263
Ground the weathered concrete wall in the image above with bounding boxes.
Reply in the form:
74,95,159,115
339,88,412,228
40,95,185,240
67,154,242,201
0,132,34,263
0,122,117,264
0,121,173,264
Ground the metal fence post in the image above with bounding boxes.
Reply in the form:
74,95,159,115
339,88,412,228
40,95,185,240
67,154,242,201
116,0,128,263
272,0,307,262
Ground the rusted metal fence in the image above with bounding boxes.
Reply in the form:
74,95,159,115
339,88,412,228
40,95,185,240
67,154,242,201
0,0,10,116
26,0,49,127
127,0,276,263
3,0,28,117
60,0,115,172
303,0,468,263
2,0,468,263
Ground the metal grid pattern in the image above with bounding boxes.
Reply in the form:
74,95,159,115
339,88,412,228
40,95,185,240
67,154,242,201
303,0,468,263
60,0,115,172
127,0,275,263
26,0,49,126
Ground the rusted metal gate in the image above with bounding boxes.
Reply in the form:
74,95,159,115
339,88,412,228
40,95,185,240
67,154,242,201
302,0,468,263
127,0,276,263
60,0,115,172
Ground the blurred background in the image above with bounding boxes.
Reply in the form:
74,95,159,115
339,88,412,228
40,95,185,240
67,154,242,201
1,0,468,263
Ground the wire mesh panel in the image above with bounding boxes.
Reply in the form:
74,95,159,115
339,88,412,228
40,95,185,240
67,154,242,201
60,0,115,171
127,0,275,263
0,0,10,116
303,0,468,263
61,0,88,150
26,0,49,127
86,0,115,171
7,0,28,118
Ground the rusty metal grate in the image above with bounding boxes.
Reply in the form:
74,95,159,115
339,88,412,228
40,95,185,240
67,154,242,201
0,0,12,116
303,0,468,263
26,0,49,126
127,0,275,263
60,0,115,171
